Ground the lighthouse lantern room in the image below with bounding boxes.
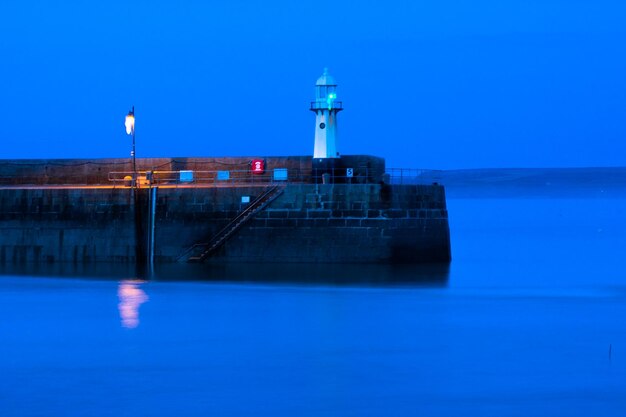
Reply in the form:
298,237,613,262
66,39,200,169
311,68,343,159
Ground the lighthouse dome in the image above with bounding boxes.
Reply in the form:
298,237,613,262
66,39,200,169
316,68,337,86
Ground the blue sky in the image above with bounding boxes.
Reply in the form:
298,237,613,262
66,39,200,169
1,0,625,169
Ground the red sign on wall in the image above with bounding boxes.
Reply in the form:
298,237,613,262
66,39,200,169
251,159,265,174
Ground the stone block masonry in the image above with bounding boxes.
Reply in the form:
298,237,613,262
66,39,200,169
0,188,138,263
0,160,450,264
153,183,450,263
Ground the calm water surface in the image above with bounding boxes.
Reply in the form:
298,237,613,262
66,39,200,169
1,195,626,416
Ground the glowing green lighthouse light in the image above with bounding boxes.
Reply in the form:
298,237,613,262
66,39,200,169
327,92,337,110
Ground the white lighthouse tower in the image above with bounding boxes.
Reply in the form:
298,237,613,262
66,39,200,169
311,68,343,159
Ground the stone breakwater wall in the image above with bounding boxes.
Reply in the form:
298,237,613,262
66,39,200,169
0,188,137,263
0,184,450,264
0,155,385,185
193,184,450,263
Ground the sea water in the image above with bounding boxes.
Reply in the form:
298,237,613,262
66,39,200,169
1,193,626,416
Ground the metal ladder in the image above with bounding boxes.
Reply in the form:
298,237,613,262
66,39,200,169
179,185,285,263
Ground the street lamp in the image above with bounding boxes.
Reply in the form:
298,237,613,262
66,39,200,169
125,106,136,183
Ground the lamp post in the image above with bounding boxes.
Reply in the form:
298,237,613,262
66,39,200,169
125,106,136,184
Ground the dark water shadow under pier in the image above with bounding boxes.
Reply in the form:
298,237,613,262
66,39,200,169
0,262,449,288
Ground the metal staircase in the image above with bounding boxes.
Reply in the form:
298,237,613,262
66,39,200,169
179,185,285,263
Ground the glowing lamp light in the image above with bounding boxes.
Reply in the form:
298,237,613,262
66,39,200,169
125,109,135,135
125,106,137,183
326,92,337,110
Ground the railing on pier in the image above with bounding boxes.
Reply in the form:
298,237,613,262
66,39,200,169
384,168,445,185
108,167,371,187
108,169,302,186
107,167,443,188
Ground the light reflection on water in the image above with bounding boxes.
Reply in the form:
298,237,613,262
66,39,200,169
117,280,148,329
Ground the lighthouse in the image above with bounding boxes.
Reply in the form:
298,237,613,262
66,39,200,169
311,68,343,160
